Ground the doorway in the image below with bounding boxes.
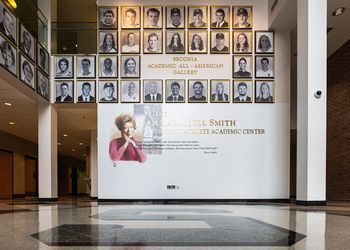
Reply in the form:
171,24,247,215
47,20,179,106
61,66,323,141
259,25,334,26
0,150,13,199
25,156,38,197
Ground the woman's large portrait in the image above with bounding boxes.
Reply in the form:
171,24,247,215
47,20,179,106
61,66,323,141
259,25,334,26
19,24,35,61
166,30,185,54
36,69,50,100
255,31,274,53
143,30,163,54
255,80,274,103
99,55,117,78
76,55,96,79
99,31,118,53
0,1,17,44
55,55,73,79
166,6,185,29
0,34,16,76
19,53,35,89
99,6,117,29
210,79,230,103
188,30,207,54
121,55,140,78
121,30,140,54
233,55,253,78
37,42,49,75
233,30,252,53
255,56,274,78
121,6,141,29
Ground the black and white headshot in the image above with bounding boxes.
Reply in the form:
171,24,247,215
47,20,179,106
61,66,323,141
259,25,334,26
233,55,253,78
55,55,73,78
0,34,16,75
256,31,274,53
143,31,162,54
188,79,208,103
0,1,17,44
99,81,118,103
233,80,252,103
166,30,185,54
165,79,185,103
188,30,207,53
166,6,185,29
37,43,49,75
99,55,117,78
210,31,229,54
233,6,253,29
77,55,96,78
121,30,140,53
256,56,274,78
77,81,96,102
143,79,163,103
143,6,163,28
121,7,141,29
99,6,117,29
255,81,274,103
210,6,230,28
233,30,252,53
55,81,73,103
188,6,207,28
210,80,230,103
121,80,140,103
20,24,35,61
99,31,117,53
36,69,49,100
20,54,35,89
121,55,140,78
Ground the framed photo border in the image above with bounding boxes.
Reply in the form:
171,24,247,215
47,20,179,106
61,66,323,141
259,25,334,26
187,79,208,103
255,55,275,79
255,30,275,54
98,54,118,79
210,79,231,103
54,55,74,79
254,80,275,104
76,54,96,79
54,80,74,103
120,79,141,103
98,80,119,103
232,79,253,103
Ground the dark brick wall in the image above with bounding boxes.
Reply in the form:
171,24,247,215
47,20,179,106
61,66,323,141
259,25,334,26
327,40,350,201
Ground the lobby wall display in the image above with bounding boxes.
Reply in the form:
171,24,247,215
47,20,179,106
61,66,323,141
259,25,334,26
19,53,35,89
37,42,49,75
188,6,208,29
233,79,253,103
255,80,274,103
210,79,230,103
121,55,140,78
99,55,118,78
233,6,253,29
120,79,141,103
210,6,230,29
99,6,118,29
77,80,96,103
99,80,118,103
233,55,253,78
76,55,96,79
165,79,185,103
166,30,185,54
121,30,140,54
143,6,163,29
255,55,274,78
255,31,274,53
166,6,185,29
0,1,17,45
188,30,207,54
55,80,74,103
233,30,252,53
55,55,73,79
0,34,16,76
143,30,163,54
19,24,35,61
36,69,49,100
143,79,163,103
210,30,230,54
121,6,141,29
99,31,118,53
188,79,208,103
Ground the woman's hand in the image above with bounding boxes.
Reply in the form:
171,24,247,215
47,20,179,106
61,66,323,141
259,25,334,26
123,133,137,148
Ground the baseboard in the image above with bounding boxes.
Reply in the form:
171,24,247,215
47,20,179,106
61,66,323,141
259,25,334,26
12,194,25,198
38,198,58,202
296,200,327,206
90,196,98,200
97,199,290,204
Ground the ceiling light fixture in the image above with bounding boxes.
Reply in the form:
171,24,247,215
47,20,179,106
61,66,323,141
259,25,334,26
332,7,345,16
72,149,76,152
63,134,68,137
57,142,61,146
83,154,87,157
4,102,12,106
9,122,15,125
7,0,17,9
79,142,84,145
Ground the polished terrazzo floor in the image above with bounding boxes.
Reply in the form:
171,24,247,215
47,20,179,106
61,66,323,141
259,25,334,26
0,197,350,249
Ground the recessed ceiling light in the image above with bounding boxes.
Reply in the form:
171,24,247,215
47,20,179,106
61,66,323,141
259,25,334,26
83,154,87,156
57,142,61,146
333,7,345,16
63,134,68,137
4,102,12,106
9,121,15,125
79,142,84,145
72,149,76,152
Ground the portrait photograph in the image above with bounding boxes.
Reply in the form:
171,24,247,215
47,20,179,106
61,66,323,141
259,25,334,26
143,79,163,103
233,80,253,103
143,30,163,54
77,80,96,103
210,79,230,103
188,6,208,29
36,69,50,100
37,42,49,75
166,6,185,29
166,30,185,54
99,31,118,53
76,55,96,79
55,80,74,103
121,6,141,29
255,56,274,78
0,1,17,44
143,6,163,29
188,30,207,54
121,30,140,54
210,6,230,29
0,34,17,76
255,80,274,103
55,55,73,79
19,53,35,89
233,30,252,53
99,55,117,78
255,31,274,53
188,79,208,103
233,6,253,29
121,55,140,78
99,80,118,103
165,79,185,103
99,6,117,29
233,55,253,78
20,24,35,62
210,30,230,54
120,80,140,103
